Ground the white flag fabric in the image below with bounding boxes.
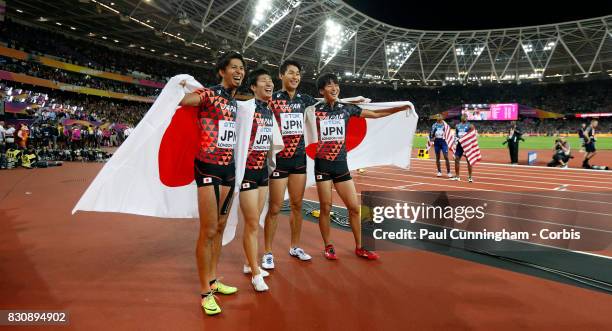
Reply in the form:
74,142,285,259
73,75,419,245
72,74,201,218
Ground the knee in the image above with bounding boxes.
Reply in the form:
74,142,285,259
319,201,332,214
290,199,303,212
216,219,228,233
347,204,360,218
200,225,217,241
268,202,282,217
243,218,259,233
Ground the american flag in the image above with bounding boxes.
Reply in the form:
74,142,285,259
458,129,482,166
427,121,456,152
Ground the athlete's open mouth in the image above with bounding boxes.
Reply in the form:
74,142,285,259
232,75,243,84
264,88,272,93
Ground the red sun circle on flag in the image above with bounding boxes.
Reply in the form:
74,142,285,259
159,106,200,187
306,117,367,159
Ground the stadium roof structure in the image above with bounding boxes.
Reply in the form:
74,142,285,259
8,0,612,86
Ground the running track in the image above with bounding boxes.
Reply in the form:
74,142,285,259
0,160,611,330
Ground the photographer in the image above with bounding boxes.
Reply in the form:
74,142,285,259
547,137,571,168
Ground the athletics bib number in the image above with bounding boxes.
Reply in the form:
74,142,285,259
320,119,345,142
253,126,272,151
217,120,236,149
280,113,304,136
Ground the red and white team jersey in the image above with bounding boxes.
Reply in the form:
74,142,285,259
269,90,318,159
245,99,274,170
194,85,238,165
314,102,362,161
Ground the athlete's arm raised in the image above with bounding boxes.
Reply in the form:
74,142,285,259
359,104,412,119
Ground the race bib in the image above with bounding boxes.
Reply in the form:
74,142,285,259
457,130,467,138
435,128,444,139
280,113,304,136
320,119,345,142
252,126,272,151
217,120,237,149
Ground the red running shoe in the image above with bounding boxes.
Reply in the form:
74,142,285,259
324,245,337,260
355,247,379,260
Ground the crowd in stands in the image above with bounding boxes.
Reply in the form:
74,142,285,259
1,82,143,159
1,56,159,97
298,79,612,117
0,19,217,83
3,82,148,125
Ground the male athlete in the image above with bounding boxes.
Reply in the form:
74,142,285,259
430,115,452,177
452,114,474,182
314,73,411,260
262,60,317,269
583,119,598,169
577,123,587,153
180,52,244,315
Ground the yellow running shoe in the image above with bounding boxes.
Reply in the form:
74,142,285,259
212,280,238,295
201,293,221,315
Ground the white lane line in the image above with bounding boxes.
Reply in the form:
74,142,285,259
403,164,612,190
405,162,612,184
407,162,612,183
410,158,612,178
359,170,612,204
371,166,612,196
393,183,425,190
353,174,612,217
365,170,559,191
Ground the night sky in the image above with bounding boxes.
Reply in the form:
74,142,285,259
343,0,612,30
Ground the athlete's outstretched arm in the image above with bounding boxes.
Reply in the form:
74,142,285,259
359,105,412,119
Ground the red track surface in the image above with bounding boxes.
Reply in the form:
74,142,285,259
1,150,612,330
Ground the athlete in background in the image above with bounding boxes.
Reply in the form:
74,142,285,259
578,123,587,153
452,114,475,182
583,119,598,169
430,115,451,177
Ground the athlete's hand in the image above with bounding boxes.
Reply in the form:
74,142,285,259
351,96,369,104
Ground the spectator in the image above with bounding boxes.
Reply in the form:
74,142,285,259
5,125,17,150
0,121,6,153
17,124,30,149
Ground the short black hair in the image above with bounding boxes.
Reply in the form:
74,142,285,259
316,73,339,91
279,59,301,75
215,51,245,79
247,67,271,89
